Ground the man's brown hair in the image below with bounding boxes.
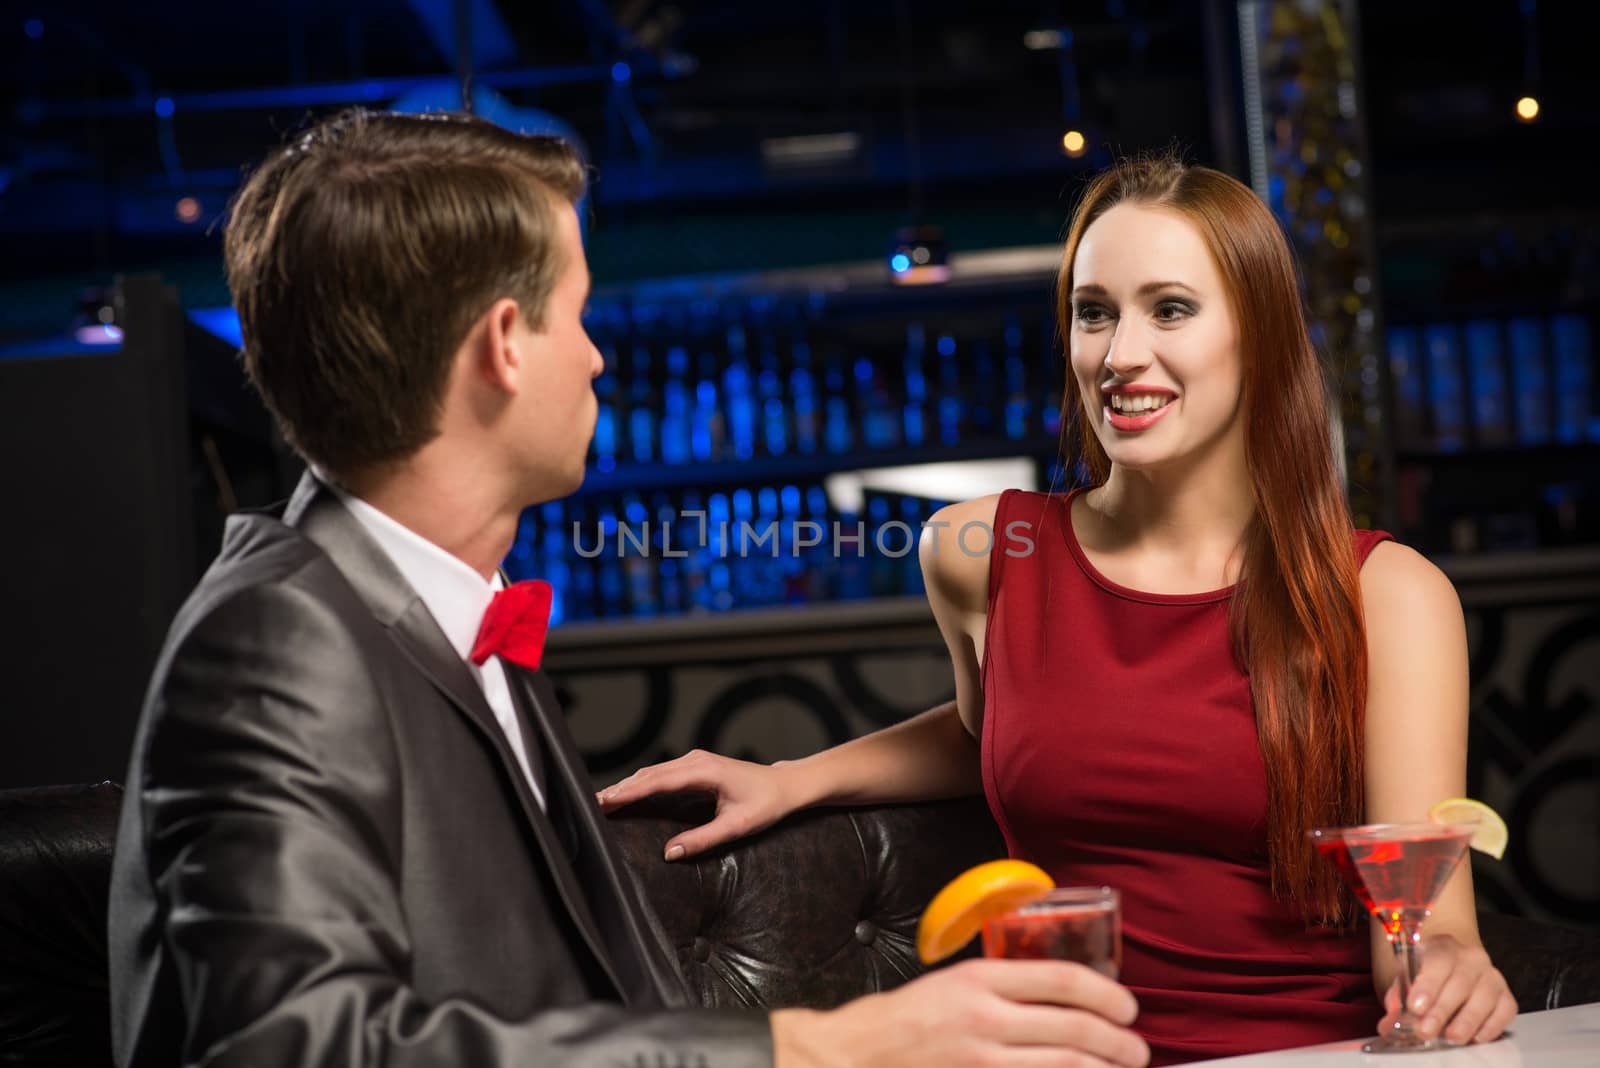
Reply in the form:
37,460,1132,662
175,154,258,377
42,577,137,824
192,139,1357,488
224,109,586,476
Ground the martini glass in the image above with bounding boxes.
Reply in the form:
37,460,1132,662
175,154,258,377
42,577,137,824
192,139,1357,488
1309,822,1477,1053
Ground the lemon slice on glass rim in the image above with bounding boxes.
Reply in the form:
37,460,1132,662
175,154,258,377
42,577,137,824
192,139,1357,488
1428,798,1508,860
916,859,1055,965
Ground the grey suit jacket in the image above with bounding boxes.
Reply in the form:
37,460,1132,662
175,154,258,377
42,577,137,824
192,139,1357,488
108,474,773,1066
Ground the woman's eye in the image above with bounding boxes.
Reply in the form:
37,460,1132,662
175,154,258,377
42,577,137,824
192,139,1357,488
1074,304,1112,325
1154,301,1193,322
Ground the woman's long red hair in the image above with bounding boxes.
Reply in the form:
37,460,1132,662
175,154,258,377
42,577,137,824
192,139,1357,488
1055,155,1366,923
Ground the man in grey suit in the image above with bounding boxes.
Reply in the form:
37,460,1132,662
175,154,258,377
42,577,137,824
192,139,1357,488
107,108,1150,1068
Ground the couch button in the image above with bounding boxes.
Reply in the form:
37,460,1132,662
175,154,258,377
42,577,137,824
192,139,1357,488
854,920,877,946
692,936,712,962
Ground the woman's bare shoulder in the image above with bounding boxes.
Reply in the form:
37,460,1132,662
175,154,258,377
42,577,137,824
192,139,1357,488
920,493,1006,617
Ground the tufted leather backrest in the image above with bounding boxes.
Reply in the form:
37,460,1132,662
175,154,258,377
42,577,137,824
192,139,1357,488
0,782,122,1067
604,794,1007,1009
1,782,1597,1068
601,794,1600,1016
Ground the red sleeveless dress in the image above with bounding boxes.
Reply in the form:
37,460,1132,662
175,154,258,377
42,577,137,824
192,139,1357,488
980,489,1388,1065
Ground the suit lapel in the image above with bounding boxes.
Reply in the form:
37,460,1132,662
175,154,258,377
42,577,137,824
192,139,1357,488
508,667,692,1009
284,473,627,1000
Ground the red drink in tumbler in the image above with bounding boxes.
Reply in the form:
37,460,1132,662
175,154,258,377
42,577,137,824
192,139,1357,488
981,886,1121,978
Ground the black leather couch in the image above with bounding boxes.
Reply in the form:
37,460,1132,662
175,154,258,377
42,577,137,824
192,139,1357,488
4,783,1597,1065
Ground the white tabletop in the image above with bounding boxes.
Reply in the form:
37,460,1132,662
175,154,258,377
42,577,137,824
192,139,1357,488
1189,1002,1600,1068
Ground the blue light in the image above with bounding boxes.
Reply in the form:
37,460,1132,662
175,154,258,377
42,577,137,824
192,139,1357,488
154,96,174,118
611,61,631,83
890,253,911,273
937,334,956,357
187,306,243,348
24,18,43,39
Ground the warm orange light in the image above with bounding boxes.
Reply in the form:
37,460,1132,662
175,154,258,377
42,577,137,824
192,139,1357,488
1515,96,1540,122
175,197,201,223
1062,130,1087,157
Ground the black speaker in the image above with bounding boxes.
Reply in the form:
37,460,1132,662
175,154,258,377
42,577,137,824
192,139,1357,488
0,274,194,788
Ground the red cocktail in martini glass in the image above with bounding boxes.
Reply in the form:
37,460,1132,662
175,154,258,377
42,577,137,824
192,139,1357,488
1308,822,1478,1053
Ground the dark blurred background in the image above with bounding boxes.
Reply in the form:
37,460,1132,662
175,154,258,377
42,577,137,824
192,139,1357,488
1,1,1595,925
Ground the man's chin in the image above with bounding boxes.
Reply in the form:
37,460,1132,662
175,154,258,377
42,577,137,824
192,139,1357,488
516,465,586,511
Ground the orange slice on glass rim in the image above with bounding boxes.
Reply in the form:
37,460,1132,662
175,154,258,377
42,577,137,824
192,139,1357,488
1428,797,1509,860
916,859,1055,965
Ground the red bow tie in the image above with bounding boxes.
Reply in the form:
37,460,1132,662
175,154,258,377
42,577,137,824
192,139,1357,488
470,580,553,672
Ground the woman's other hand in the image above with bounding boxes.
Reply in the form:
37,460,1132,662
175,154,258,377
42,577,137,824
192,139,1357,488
596,750,803,860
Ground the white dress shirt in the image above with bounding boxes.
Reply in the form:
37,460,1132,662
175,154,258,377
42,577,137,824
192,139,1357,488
329,487,545,811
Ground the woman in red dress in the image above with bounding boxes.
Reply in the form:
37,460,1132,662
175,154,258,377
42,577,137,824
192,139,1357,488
600,155,1515,1065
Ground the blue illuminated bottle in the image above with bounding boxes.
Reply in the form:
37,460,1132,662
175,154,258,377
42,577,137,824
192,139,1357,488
730,487,756,607
752,485,783,606
903,322,928,448
693,347,725,463
971,338,998,438
757,326,789,457
1003,317,1029,441
1550,314,1594,444
678,490,709,614
594,503,626,618
1386,326,1427,451
592,341,621,473
1422,324,1467,452
790,335,819,454
779,484,807,604
661,345,693,465
1507,318,1553,445
1462,321,1511,447
627,341,657,464
836,507,870,600
565,503,598,622
805,485,835,602
539,501,569,627
1041,310,1063,439
706,492,734,611
856,353,900,450
937,333,963,446
900,495,927,595
653,492,686,615
620,493,657,617
723,322,758,462
823,351,854,454
866,494,897,596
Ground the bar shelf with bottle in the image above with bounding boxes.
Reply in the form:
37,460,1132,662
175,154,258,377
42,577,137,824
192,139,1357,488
508,250,1069,627
1378,210,1600,557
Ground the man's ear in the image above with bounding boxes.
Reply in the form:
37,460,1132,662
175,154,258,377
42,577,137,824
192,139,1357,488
476,297,525,393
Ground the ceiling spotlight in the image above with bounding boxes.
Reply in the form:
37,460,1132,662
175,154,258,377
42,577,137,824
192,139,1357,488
1062,129,1088,157
1515,96,1540,122
175,196,201,223
888,225,949,285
